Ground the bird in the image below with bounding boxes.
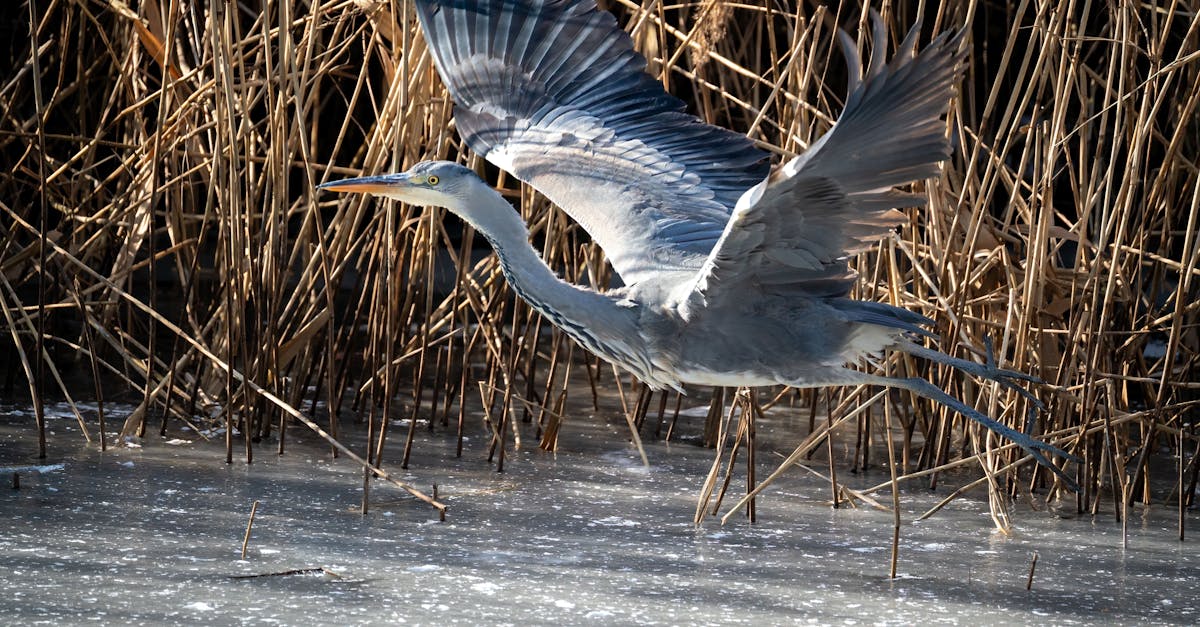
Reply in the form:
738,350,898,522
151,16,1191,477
320,0,1078,489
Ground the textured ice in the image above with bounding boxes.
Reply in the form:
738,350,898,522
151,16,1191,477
1,399,1197,625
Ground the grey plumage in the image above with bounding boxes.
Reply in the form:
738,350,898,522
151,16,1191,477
321,0,1079,490
415,0,768,284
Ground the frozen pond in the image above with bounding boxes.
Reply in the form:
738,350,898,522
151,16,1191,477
1,400,1196,625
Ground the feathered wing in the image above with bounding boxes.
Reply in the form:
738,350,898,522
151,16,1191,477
413,0,769,285
688,12,966,311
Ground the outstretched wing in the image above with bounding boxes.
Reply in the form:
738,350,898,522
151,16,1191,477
414,0,769,285
686,12,966,312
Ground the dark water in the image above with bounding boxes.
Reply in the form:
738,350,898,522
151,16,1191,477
1,400,1196,625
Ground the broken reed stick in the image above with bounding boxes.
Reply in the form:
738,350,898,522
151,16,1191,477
884,378,902,580
241,500,260,560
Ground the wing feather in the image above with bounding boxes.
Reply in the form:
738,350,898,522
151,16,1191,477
684,11,966,314
414,0,769,285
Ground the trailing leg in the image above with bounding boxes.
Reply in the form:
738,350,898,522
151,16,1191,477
893,338,1044,409
846,370,1079,492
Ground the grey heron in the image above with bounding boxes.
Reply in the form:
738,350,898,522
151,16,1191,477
321,0,1078,489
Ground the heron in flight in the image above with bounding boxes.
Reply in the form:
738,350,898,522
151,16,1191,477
321,0,1078,488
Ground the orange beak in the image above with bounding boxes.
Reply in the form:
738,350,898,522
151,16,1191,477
317,173,416,195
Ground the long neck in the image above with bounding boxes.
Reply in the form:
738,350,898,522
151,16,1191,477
460,188,651,378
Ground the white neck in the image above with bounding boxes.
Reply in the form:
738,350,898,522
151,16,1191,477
453,185,652,381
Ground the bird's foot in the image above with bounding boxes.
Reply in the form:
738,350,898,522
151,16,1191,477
977,335,1045,411
900,336,1045,409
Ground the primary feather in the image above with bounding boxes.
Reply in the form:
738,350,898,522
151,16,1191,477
415,0,769,285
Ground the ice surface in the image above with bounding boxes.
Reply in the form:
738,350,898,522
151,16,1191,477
1,399,1196,625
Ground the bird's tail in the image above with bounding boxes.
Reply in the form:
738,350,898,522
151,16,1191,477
830,298,937,339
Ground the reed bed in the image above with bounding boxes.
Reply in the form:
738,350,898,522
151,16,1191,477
2,0,1197,532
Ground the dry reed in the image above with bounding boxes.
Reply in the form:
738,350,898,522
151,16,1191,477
1,0,1197,530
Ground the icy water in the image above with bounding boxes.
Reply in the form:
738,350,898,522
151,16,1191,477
1,400,1196,625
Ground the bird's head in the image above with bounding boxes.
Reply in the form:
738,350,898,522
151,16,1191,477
318,160,528,242
318,160,483,211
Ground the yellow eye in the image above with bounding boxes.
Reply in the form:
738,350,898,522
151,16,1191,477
427,175,439,185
